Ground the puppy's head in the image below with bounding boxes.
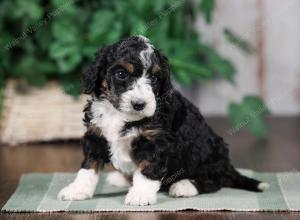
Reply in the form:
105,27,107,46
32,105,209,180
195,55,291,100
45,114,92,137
82,35,172,118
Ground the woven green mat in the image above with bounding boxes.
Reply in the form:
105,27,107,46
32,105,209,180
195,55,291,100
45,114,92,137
2,170,300,212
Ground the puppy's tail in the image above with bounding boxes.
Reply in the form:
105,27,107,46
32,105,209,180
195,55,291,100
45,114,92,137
229,170,270,192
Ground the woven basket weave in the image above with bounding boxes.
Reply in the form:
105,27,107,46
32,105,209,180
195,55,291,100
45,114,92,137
0,81,86,146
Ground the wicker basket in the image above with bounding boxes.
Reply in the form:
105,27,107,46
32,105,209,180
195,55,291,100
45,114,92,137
0,81,87,146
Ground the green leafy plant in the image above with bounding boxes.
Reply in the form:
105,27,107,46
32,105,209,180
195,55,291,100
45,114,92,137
0,0,268,137
229,96,268,138
0,87,3,116
224,28,256,54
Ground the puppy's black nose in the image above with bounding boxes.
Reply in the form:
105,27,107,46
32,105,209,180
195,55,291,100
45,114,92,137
131,100,146,111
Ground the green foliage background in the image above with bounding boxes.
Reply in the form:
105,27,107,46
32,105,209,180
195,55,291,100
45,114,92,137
0,0,268,137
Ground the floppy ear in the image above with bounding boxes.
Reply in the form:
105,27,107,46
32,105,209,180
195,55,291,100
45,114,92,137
81,46,110,95
155,50,173,97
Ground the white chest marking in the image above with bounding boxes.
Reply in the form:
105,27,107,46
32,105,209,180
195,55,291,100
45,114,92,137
90,100,140,174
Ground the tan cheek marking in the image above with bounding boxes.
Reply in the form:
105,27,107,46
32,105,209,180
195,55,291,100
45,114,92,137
138,160,151,170
142,129,160,140
102,80,108,89
152,64,161,74
101,80,113,96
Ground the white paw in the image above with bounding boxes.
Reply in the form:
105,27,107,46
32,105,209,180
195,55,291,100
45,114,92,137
169,179,198,197
258,182,270,191
125,187,157,206
57,183,94,201
106,171,130,187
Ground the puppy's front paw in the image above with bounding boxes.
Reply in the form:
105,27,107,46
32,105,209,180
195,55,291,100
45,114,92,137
125,187,157,206
57,183,93,201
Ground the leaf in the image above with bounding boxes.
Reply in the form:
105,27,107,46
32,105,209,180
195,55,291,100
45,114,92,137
170,11,186,38
51,0,78,16
147,17,169,42
26,71,48,86
167,40,199,60
49,42,82,73
200,0,215,23
173,70,192,87
82,45,98,59
228,96,269,138
133,0,150,13
87,10,123,46
56,53,81,73
131,18,147,35
224,28,256,54
13,0,43,21
170,58,213,79
49,42,77,59
206,49,236,83
14,56,47,86
0,74,5,89
0,33,13,72
52,19,79,43
105,22,123,44
61,76,81,97
14,56,35,77
34,28,53,51
153,0,166,12
36,61,57,75
88,10,115,41
51,0,66,8
212,58,236,83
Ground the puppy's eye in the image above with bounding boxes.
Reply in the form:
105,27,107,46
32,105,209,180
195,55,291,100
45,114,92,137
115,69,128,80
150,75,158,83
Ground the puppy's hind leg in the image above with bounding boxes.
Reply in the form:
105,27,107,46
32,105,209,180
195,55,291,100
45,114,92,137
169,179,198,197
106,171,131,187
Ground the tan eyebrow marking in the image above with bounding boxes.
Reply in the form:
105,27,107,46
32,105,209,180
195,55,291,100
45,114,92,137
119,61,134,73
102,80,108,89
152,64,161,74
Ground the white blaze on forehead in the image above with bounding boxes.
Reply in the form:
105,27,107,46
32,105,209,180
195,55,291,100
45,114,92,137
118,36,157,118
138,35,154,70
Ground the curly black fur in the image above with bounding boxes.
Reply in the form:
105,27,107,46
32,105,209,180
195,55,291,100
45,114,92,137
80,36,265,195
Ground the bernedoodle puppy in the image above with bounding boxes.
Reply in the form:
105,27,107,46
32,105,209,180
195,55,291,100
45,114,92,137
58,35,269,205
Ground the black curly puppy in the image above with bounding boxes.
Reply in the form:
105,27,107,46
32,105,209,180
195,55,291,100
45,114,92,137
58,35,269,205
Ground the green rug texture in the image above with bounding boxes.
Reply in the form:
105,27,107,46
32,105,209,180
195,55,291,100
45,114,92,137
2,170,300,212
